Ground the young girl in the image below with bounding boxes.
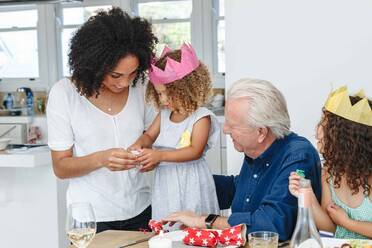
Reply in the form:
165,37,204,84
129,43,220,221
289,86,372,239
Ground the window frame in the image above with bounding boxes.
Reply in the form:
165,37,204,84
0,0,224,92
54,0,123,78
133,0,225,88
133,0,193,58
212,0,225,80
0,4,48,91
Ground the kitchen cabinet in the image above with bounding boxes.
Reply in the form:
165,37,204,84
206,120,227,175
0,149,68,248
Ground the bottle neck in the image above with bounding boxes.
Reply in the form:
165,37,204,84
298,188,312,208
296,191,318,234
297,205,312,221
297,189,316,224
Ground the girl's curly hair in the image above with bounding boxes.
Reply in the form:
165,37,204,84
69,7,158,97
146,50,212,115
320,96,372,195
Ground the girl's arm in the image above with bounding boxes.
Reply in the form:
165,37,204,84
314,168,336,233
129,114,161,150
289,169,336,233
327,197,372,237
137,116,210,171
339,218,372,238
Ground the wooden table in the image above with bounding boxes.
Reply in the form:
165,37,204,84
69,230,154,248
69,230,288,248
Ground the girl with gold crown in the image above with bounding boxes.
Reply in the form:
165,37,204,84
129,43,220,223
289,86,372,239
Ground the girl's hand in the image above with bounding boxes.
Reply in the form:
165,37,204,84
162,211,205,229
327,202,349,226
136,148,162,172
99,148,137,171
288,171,302,197
128,143,142,152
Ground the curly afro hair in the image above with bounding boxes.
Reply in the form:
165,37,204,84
146,49,212,115
319,96,372,195
68,7,158,97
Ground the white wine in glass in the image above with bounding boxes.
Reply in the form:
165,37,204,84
66,202,96,248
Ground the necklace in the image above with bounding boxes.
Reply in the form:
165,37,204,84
107,98,113,112
100,86,128,113
100,88,113,112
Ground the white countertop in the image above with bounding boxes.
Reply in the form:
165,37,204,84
0,146,51,168
0,116,33,124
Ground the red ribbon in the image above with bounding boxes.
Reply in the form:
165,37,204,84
148,219,246,247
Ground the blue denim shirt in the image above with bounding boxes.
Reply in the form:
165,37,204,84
214,133,322,241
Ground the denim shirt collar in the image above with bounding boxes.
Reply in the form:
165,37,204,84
244,132,294,165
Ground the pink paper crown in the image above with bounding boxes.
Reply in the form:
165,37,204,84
149,43,200,85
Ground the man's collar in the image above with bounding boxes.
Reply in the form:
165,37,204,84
244,132,293,164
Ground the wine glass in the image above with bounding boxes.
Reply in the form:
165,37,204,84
66,202,96,248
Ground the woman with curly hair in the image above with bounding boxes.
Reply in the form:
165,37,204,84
46,7,158,232
289,88,372,239
129,44,220,222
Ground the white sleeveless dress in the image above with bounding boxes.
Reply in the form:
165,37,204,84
151,107,220,220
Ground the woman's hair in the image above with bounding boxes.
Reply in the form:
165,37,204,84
69,7,158,97
146,50,212,114
320,96,372,195
227,78,291,139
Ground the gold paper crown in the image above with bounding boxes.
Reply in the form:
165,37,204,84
324,86,372,126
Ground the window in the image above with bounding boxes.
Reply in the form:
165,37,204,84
134,0,225,87
136,0,192,55
58,4,113,76
0,0,225,90
0,6,39,79
215,0,225,74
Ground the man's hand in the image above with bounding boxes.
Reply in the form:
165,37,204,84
327,202,350,226
162,211,206,229
136,148,161,172
99,148,137,171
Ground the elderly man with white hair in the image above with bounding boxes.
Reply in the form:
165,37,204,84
163,78,322,241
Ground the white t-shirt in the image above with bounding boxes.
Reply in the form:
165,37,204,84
47,78,156,221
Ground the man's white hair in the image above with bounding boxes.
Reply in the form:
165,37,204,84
227,78,291,139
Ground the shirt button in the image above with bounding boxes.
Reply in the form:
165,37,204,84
246,198,250,202
266,163,270,167
253,174,258,178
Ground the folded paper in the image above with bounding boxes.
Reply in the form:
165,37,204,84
324,86,372,126
148,220,165,235
149,43,200,85
183,225,246,247
148,219,246,247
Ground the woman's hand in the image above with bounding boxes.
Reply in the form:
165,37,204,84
327,202,350,226
99,148,137,171
136,148,162,172
162,211,205,229
288,171,302,198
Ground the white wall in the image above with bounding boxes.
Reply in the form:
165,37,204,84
225,0,372,175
